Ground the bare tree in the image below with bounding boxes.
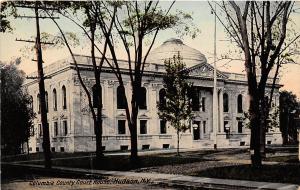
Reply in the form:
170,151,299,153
42,1,117,159
209,1,299,166
96,1,198,162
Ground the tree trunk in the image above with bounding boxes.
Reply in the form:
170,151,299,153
177,128,180,156
249,94,262,167
128,83,140,164
94,81,103,159
94,118,103,159
27,140,30,155
129,120,138,163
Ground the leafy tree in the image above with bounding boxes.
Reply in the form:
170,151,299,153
1,59,35,155
209,1,299,167
157,53,193,156
279,90,299,145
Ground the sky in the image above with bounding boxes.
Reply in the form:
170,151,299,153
1,1,300,98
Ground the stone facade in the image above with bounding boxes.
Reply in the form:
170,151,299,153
24,39,282,153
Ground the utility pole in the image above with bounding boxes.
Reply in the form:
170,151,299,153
15,2,58,169
34,3,51,168
212,3,218,149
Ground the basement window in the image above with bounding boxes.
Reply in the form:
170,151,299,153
120,145,128,151
142,145,150,150
163,144,170,149
60,147,65,152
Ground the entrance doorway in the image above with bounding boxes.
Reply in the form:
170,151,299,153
193,121,201,140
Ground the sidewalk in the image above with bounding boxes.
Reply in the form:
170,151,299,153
3,163,299,190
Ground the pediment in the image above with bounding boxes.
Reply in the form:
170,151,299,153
187,63,228,79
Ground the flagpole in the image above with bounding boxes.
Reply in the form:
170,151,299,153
213,3,218,149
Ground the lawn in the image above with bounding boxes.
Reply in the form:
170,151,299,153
194,164,300,185
3,148,299,185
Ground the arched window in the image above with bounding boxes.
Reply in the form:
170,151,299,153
53,89,57,111
223,93,229,112
117,85,126,109
237,94,243,113
138,87,147,110
37,94,40,114
159,88,166,107
92,84,102,108
45,91,48,112
62,85,67,109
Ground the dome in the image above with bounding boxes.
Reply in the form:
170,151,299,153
146,38,207,68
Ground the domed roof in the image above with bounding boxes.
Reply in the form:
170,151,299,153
146,38,207,68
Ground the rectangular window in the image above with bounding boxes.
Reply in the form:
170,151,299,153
54,122,58,137
38,124,42,137
63,120,68,136
238,121,243,133
203,121,206,134
160,120,167,134
140,120,147,134
118,120,126,134
201,97,206,112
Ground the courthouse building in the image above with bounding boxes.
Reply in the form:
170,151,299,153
24,38,282,153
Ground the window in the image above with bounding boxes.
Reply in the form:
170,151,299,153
237,94,243,113
138,87,147,110
223,93,229,112
117,86,126,109
62,85,67,109
54,121,58,137
191,87,200,111
37,94,40,114
160,120,167,134
63,120,68,136
159,89,166,107
120,145,128,151
53,89,57,111
203,121,206,134
140,120,147,134
38,124,42,137
142,145,150,150
118,120,126,134
45,91,48,112
201,97,206,112
92,84,102,108
238,121,243,133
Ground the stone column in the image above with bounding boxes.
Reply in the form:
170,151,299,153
219,88,224,133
